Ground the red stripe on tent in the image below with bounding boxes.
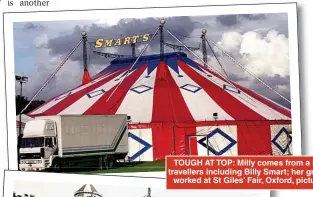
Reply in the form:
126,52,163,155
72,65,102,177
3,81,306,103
151,61,196,159
27,67,129,116
174,126,198,156
152,61,194,122
175,120,291,128
196,61,291,118
178,60,266,121
39,67,130,116
127,119,291,129
237,121,272,155
27,76,95,116
152,123,174,160
150,125,198,160
92,66,122,80
84,64,147,115
194,61,228,83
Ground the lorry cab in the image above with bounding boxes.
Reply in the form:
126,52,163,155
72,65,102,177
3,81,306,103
19,119,58,171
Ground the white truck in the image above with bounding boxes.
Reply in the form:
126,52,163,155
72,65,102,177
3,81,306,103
19,114,129,172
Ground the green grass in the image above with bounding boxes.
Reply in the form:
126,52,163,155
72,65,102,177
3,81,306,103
74,161,166,174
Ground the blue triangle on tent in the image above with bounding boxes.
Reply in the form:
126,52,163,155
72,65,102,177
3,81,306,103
147,59,160,76
165,57,180,74
118,62,145,79
181,57,206,74
128,132,152,161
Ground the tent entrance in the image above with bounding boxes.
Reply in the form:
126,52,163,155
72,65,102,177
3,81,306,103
187,135,210,156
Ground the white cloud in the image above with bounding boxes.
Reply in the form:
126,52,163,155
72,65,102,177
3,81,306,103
218,31,242,55
241,30,289,77
94,18,121,26
212,29,290,78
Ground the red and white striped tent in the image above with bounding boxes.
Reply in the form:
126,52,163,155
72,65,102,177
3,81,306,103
18,52,292,161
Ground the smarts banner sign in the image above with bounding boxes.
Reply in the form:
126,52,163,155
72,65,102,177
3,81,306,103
95,33,151,48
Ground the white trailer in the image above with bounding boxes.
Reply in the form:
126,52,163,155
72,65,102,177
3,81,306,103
19,114,129,172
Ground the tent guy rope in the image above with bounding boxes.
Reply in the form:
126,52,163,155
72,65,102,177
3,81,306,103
206,37,291,104
167,29,288,119
19,38,83,115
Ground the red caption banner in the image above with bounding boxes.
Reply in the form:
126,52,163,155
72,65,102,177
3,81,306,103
166,156,313,189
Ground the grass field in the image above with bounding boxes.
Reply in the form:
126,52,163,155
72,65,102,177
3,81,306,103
75,161,166,174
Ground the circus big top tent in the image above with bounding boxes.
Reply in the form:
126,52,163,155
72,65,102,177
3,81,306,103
16,21,293,161
18,51,292,161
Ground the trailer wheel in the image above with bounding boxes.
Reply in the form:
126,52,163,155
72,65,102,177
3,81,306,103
107,155,115,169
52,163,60,172
52,160,61,173
99,156,103,170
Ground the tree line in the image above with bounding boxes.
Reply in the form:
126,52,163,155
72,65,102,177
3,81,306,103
15,95,45,115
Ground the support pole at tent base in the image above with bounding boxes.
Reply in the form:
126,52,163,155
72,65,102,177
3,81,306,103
82,69,92,85
82,31,92,85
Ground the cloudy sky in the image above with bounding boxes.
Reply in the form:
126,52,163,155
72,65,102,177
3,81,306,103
13,12,291,108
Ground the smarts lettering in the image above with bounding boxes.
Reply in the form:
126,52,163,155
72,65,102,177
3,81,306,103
95,34,150,48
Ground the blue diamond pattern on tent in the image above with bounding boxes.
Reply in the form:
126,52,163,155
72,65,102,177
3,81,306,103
272,127,292,154
54,92,72,101
86,89,105,98
180,84,202,93
130,85,153,94
198,128,237,155
128,132,152,161
223,84,240,94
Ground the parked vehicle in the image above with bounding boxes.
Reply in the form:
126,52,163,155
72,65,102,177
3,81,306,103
19,114,129,172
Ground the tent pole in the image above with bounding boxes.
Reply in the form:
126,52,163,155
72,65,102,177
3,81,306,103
106,27,159,102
